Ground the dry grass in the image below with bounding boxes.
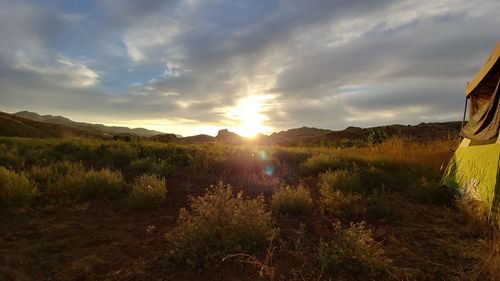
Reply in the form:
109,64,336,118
271,183,314,215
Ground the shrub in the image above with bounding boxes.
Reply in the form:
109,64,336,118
365,187,396,221
271,184,314,215
320,169,362,194
48,167,124,201
127,174,167,210
46,162,86,200
321,189,366,221
80,168,125,199
167,182,275,269
0,144,25,170
316,221,390,276
0,166,37,207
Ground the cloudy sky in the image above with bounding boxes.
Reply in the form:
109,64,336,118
0,0,499,136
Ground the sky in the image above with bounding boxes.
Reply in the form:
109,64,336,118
0,0,499,137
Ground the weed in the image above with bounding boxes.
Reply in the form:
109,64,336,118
316,221,390,276
0,166,37,207
127,174,166,210
271,183,314,215
167,182,275,269
320,169,362,194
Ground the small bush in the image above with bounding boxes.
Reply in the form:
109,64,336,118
321,189,366,221
0,144,25,170
317,221,389,276
365,187,396,221
271,184,314,215
127,174,166,210
48,167,124,201
167,182,275,269
80,168,125,199
320,169,362,194
46,162,86,200
0,166,37,207
410,177,456,205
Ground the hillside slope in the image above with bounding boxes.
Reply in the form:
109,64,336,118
14,111,163,137
0,111,101,138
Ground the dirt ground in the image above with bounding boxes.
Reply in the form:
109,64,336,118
1,182,483,281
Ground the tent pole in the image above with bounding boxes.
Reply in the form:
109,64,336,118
461,97,468,129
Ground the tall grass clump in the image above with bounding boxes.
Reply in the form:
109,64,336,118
167,182,275,269
271,184,313,215
301,153,360,175
316,222,390,276
456,196,491,236
80,168,125,199
468,237,500,281
0,166,37,207
127,174,166,210
320,169,362,193
48,167,124,201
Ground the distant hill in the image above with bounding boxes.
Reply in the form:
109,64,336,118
269,126,332,143
1,110,461,145
14,111,164,137
276,122,462,145
180,134,216,143
0,111,102,138
215,129,245,144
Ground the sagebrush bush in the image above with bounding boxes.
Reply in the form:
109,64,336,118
80,168,125,199
48,167,124,201
271,184,314,215
167,182,275,269
321,189,366,221
46,162,86,200
127,174,166,209
0,166,37,207
316,221,389,275
0,144,25,170
365,187,396,221
320,169,362,193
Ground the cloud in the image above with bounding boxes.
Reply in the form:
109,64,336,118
0,0,499,135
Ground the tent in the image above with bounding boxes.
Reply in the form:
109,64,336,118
442,41,500,221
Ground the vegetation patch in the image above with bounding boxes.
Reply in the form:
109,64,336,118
167,182,275,269
316,221,390,276
127,174,167,210
320,169,362,194
271,183,314,215
0,166,37,207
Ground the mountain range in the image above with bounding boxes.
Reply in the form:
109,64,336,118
13,111,164,137
0,110,461,145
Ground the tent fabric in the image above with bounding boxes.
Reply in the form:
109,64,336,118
460,78,500,141
465,41,500,97
442,143,500,215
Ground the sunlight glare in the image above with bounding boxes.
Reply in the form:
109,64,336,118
227,95,271,138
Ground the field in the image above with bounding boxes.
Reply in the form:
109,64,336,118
0,136,498,281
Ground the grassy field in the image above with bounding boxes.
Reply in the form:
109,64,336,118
0,136,498,281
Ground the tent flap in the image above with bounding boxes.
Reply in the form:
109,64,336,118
460,78,500,141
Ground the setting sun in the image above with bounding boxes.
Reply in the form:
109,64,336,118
226,95,271,138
